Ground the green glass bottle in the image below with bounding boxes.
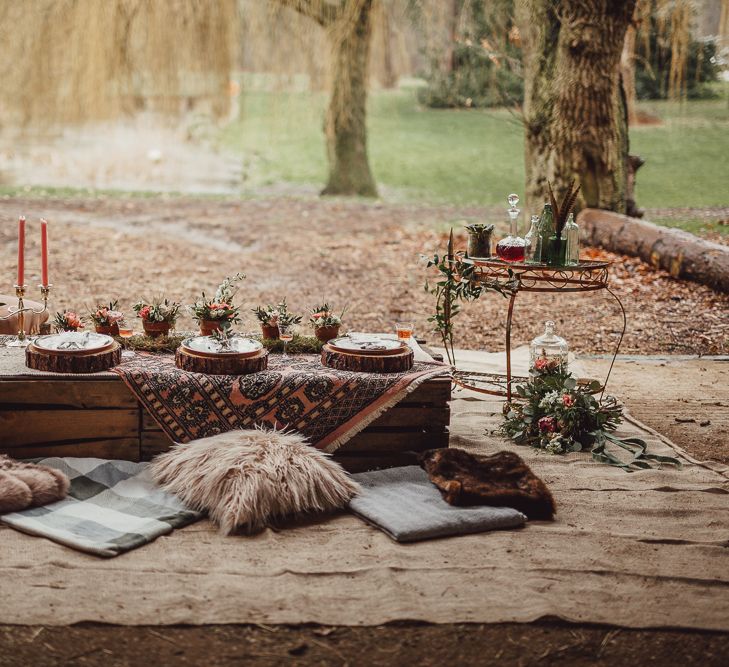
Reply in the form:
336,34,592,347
538,203,554,264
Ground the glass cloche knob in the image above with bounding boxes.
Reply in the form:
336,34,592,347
507,193,519,208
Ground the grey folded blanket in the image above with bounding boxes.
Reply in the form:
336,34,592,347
349,466,526,542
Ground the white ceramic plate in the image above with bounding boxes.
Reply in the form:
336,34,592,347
181,336,263,358
329,336,406,356
33,331,114,354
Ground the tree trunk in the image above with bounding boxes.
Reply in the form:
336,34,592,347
322,0,377,197
515,0,637,214
620,20,638,127
579,209,729,293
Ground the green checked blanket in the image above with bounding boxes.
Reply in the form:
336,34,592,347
0,458,202,557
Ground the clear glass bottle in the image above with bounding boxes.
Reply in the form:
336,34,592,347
529,320,569,376
524,214,542,264
496,193,527,262
564,213,579,266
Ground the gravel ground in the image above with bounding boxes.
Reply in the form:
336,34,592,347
1,195,726,356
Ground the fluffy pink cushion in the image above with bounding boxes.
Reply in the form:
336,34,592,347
149,428,360,535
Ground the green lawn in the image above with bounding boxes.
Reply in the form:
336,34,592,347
4,86,727,239
221,86,729,228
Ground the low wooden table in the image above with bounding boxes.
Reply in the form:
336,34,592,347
0,347,450,472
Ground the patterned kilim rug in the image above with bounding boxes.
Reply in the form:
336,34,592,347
113,353,449,452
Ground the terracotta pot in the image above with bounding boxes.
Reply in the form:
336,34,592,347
200,319,223,336
95,323,120,336
314,325,340,342
261,324,279,340
143,320,172,338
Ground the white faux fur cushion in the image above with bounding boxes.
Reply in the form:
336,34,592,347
149,428,361,535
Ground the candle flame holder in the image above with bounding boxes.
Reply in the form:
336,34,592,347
1,284,52,347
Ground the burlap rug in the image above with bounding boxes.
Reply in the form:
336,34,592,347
1,352,727,630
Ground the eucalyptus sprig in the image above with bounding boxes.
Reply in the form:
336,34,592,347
423,229,515,365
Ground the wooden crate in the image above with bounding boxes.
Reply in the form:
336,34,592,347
0,374,450,472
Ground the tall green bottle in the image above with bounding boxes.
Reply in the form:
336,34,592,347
538,203,554,264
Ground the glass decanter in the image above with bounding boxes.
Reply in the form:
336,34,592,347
564,212,579,266
524,214,542,264
529,320,569,376
495,193,527,262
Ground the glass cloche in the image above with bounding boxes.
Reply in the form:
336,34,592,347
530,321,569,376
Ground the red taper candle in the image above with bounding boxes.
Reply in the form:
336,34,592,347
17,216,25,286
40,218,49,286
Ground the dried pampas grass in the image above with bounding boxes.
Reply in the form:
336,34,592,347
149,428,360,535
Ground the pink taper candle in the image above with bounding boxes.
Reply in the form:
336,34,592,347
17,216,25,286
40,218,49,286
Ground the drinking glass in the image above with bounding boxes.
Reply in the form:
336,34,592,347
396,322,414,340
278,322,294,360
117,319,135,359
118,319,134,339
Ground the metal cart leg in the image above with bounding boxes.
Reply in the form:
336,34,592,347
601,286,627,401
505,291,518,402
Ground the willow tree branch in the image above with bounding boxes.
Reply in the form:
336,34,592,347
271,0,342,27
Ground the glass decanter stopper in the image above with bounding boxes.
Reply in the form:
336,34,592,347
524,214,542,264
564,212,579,266
530,320,569,377
496,193,527,262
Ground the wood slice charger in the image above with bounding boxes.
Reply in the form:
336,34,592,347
321,343,414,373
26,342,122,373
175,347,268,375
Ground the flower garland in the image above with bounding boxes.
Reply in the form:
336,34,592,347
502,367,681,471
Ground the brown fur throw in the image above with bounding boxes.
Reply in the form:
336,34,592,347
150,427,361,535
0,455,70,514
419,449,556,520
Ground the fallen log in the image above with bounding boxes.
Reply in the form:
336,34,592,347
578,209,729,293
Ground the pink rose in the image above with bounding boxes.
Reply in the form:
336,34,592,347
538,416,557,433
138,306,151,320
534,357,548,371
66,311,82,329
562,394,575,407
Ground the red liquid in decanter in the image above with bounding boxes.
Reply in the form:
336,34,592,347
496,240,525,262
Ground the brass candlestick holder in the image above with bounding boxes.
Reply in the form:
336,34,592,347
1,284,52,347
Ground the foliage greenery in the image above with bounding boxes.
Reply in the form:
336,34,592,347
423,230,514,364
116,332,323,355
252,298,302,327
133,297,182,324
53,310,82,332
189,273,245,328
309,303,345,329
85,300,123,327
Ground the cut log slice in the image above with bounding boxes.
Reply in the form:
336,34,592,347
175,347,268,375
321,344,414,373
25,342,122,374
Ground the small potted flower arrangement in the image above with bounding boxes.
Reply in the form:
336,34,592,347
309,303,346,342
86,300,124,335
252,298,302,340
133,297,182,338
53,310,83,333
189,273,244,336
